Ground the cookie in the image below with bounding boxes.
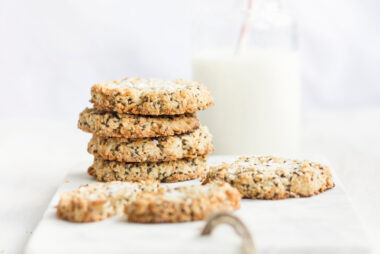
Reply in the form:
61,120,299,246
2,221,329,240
90,77,214,115
56,180,160,222
89,156,208,183
203,156,335,200
125,181,241,223
88,126,214,162
78,108,200,138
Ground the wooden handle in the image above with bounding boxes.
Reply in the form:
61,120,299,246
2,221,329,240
201,212,257,254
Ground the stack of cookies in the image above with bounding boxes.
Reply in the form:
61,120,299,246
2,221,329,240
78,77,215,183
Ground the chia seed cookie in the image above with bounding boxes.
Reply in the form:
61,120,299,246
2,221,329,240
125,181,241,223
88,126,214,162
78,108,200,138
57,180,160,222
89,156,208,183
90,77,214,115
203,156,335,200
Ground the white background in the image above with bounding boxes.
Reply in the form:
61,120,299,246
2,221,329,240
0,1,380,254
0,0,379,119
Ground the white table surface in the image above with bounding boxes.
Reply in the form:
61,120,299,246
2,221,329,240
1,109,380,254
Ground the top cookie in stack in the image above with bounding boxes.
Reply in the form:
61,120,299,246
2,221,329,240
78,77,215,183
90,77,214,115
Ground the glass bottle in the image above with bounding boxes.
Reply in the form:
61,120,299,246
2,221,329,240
192,0,300,155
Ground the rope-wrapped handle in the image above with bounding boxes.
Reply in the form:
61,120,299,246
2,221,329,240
201,212,257,254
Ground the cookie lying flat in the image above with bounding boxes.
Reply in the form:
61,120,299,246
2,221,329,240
57,180,160,222
88,156,208,183
78,108,200,138
90,77,214,115
204,156,335,200
125,181,241,223
88,126,214,162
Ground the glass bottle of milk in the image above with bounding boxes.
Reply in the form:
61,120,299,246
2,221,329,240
192,0,300,155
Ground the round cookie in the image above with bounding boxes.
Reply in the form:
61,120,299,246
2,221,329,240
88,126,214,163
56,180,160,223
125,181,241,223
90,77,214,115
78,108,200,138
203,156,335,200
88,156,208,183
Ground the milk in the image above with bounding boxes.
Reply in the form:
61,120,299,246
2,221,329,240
192,48,300,155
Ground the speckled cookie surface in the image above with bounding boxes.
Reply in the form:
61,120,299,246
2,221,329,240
56,180,160,222
78,108,200,138
90,77,214,115
88,126,214,162
125,181,241,223
203,156,335,200
88,156,208,183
